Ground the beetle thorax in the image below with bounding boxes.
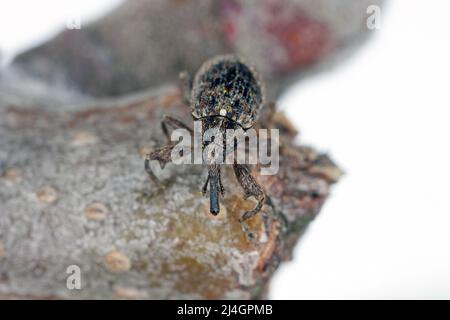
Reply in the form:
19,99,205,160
191,55,265,129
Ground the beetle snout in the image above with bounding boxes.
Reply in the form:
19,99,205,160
210,207,220,215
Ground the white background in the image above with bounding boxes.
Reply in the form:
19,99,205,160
1,0,449,299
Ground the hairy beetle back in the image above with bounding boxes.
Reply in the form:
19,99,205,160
191,55,265,129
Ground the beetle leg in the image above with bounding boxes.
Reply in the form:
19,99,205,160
233,163,265,221
179,71,192,106
145,114,191,185
145,144,176,184
161,115,193,144
218,167,225,196
202,175,210,195
257,101,276,129
207,164,221,215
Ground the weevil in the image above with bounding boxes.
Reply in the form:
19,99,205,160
145,54,276,239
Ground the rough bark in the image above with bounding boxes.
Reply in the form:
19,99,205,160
0,85,341,299
0,0,371,300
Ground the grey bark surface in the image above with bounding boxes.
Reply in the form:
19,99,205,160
0,84,341,299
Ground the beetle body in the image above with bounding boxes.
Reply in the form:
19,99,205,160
191,55,265,129
190,55,266,215
146,55,270,240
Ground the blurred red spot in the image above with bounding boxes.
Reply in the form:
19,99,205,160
219,0,332,73
264,2,332,72
219,0,241,43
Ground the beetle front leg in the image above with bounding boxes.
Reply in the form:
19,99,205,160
233,163,266,240
202,175,210,196
145,144,176,184
218,167,225,196
161,115,192,144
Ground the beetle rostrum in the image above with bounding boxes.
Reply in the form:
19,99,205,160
145,54,275,240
